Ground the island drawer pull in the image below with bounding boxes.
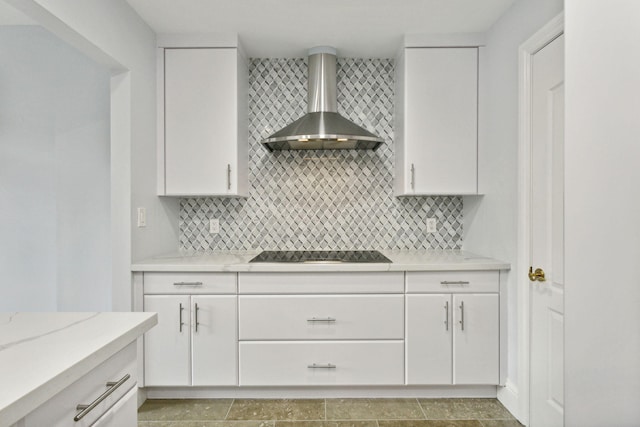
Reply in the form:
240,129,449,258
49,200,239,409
307,363,336,369
306,317,336,323
441,281,470,285
173,281,203,286
73,374,130,422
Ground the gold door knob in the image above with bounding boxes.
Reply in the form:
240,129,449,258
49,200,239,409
528,266,546,282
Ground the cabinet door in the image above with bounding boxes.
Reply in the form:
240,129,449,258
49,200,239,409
164,48,238,195
191,295,238,386
403,48,478,195
453,294,499,384
405,294,452,384
144,295,190,386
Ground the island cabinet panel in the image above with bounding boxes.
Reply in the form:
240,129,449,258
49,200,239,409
24,343,137,427
239,294,404,340
239,341,405,386
91,387,137,427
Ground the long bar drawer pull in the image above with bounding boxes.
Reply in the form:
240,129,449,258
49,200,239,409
444,301,449,331
308,363,336,369
306,317,336,323
441,281,470,285
173,281,203,286
74,374,130,422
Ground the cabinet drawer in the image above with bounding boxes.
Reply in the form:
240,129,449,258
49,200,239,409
238,272,404,294
144,272,236,294
406,271,499,293
24,343,136,427
239,295,404,340
239,341,404,386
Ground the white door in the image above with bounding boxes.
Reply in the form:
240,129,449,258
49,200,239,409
405,294,452,384
144,295,190,386
191,295,238,386
452,294,499,384
530,34,565,427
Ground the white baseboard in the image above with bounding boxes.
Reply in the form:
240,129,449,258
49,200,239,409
497,379,522,423
143,385,498,399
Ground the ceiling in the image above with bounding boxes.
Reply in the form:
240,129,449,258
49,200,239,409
0,1,36,25
125,0,515,58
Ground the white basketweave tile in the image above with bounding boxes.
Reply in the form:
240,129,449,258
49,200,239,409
179,58,463,251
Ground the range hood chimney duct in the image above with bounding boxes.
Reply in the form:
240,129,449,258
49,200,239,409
261,46,384,151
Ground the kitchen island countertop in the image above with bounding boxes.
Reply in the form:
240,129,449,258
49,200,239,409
0,312,157,427
132,250,509,272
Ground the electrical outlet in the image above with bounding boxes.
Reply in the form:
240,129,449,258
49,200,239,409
209,219,220,234
426,218,437,233
137,207,146,227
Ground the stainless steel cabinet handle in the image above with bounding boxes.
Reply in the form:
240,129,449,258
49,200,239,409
459,301,465,331
173,281,203,287
308,363,336,369
74,374,130,422
194,303,200,332
410,163,415,190
306,317,336,323
444,301,449,331
179,303,184,332
441,281,470,286
227,164,231,190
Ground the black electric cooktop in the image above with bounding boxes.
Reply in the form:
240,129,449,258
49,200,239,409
248,250,392,263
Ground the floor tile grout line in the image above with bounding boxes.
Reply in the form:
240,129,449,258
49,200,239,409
415,397,428,420
223,398,235,421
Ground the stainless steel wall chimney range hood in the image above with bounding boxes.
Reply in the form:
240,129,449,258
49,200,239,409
261,46,385,151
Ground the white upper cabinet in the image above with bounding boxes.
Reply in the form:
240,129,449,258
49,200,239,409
158,45,248,196
394,47,479,195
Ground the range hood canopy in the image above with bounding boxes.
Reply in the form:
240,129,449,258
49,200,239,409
261,46,385,151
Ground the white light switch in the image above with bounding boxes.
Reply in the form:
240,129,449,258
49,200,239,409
426,218,437,233
209,219,220,234
137,207,146,227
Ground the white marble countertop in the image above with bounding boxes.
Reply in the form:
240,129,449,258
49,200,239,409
0,312,157,427
132,250,510,272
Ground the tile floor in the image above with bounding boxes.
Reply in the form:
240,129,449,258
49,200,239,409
138,398,523,427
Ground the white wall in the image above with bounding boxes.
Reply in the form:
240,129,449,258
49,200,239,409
0,25,111,311
6,0,181,311
462,0,563,414
565,1,640,425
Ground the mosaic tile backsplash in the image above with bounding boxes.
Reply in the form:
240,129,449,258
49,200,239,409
179,58,463,251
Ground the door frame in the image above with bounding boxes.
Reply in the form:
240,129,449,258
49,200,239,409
517,12,564,426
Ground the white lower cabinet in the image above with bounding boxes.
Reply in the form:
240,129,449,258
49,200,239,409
91,387,137,427
140,270,502,390
144,294,237,386
239,341,404,386
406,293,499,385
24,343,137,427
